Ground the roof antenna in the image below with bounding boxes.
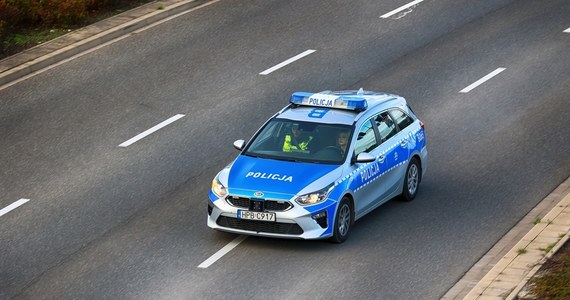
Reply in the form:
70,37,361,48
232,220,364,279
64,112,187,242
357,87,364,95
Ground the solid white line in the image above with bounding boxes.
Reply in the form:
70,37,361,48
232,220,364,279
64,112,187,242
198,235,247,268
133,0,222,34
564,27,570,33
0,199,30,217
380,0,424,19
459,68,506,93
259,50,316,75
119,114,185,147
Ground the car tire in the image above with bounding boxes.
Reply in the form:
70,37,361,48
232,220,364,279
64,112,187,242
330,197,352,243
400,157,420,202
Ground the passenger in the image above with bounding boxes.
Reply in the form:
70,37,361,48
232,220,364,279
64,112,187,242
336,131,349,156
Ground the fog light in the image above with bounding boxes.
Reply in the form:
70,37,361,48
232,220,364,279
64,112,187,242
312,211,327,228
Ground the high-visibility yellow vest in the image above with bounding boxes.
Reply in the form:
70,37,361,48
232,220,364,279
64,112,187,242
283,135,313,152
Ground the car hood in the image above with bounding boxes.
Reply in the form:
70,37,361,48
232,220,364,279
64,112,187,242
227,155,340,197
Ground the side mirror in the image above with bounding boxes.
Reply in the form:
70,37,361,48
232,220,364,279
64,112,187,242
354,152,375,164
233,139,245,151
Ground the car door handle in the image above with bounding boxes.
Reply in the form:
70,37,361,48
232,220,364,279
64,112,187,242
400,139,408,147
378,155,385,163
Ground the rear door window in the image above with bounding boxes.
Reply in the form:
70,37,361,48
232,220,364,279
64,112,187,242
374,112,397,143
354,119,379,156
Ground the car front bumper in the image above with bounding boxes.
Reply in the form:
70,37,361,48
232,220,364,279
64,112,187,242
207,195,337,240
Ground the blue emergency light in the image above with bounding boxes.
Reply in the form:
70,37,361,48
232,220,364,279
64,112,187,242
290,92,368,111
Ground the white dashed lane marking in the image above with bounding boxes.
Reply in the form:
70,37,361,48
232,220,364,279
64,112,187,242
259,50,316,75
459,68,506,93
119,114,185,147
0,199,30,217
198,235,248,268
380,0,424,19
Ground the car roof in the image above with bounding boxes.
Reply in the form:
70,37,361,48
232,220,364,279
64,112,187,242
276,90,407,125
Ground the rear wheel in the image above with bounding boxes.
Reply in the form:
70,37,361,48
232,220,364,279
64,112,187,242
400,157,420,202
330,197,352,243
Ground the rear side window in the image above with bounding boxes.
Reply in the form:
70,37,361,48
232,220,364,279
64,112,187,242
389,109,414,130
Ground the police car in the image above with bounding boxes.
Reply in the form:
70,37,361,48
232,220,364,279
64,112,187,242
208,89,427,243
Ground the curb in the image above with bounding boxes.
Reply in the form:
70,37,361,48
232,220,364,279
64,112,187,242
0,0,210,87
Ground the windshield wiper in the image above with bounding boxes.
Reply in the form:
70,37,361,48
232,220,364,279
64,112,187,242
275,157,300,162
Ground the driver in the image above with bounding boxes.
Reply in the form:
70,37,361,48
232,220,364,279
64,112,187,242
283,123,313,152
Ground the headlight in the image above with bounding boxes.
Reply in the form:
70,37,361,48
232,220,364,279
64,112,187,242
211,176,227,198
295,184,334,206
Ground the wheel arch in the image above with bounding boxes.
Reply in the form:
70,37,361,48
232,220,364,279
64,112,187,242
410,153,423,183
341,192,356,225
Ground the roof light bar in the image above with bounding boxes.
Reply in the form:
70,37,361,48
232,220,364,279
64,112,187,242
290,92,367,111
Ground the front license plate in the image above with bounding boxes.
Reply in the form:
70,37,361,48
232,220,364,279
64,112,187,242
238,210,276,222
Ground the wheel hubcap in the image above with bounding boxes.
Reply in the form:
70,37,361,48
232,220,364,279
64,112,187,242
338,204,350,236
407,164,419,195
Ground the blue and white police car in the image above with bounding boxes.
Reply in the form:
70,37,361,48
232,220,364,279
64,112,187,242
208,89,427,243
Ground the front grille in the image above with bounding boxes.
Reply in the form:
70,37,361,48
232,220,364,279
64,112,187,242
226,196,292,211
264,200,292,211
216,216,303,235
227,196,249,208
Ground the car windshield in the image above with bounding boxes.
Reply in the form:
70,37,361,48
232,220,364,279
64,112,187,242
244,118,353,164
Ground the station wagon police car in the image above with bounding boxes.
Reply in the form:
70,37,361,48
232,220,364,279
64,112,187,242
208,89,427,243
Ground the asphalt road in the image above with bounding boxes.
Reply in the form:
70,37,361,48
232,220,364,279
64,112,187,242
1,0,569,299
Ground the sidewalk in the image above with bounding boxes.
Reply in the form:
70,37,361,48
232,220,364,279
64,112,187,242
1,2,569,299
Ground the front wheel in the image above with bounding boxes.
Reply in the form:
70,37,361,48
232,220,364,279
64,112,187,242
400,157,420,202
330,197,352,243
